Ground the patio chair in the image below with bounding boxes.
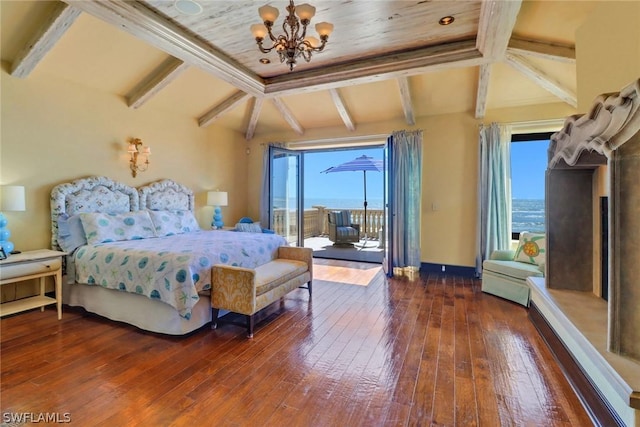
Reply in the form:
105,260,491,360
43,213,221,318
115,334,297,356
327,210,360,245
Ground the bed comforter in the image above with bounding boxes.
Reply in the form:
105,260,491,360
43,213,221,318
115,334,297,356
73,230,288,319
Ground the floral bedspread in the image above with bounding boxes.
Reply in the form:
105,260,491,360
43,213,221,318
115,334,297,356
73,230,288,319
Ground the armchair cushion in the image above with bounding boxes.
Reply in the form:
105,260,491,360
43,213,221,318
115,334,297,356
483,259,543,280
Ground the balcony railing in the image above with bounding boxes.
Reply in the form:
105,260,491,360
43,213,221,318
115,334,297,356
272,206,385,239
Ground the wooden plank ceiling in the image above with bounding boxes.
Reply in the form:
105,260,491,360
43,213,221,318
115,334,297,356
2,0,592,140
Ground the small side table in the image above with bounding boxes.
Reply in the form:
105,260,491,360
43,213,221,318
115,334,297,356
0,249,66,319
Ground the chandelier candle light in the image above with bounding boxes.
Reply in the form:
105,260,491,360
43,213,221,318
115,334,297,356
251,0,333,72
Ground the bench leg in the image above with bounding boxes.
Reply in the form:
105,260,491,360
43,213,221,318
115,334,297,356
246,314,255,338
211,308,220,330
299,280,312,296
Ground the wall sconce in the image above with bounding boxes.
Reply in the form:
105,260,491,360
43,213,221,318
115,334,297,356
127,138,151,178
207,191,228,229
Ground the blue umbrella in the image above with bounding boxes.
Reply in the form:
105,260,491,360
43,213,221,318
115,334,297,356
321,155,383,239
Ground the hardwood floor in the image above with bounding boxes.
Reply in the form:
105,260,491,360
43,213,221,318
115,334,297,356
0,259,592,426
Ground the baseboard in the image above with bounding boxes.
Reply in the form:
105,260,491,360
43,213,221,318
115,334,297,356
528,302,625,427
420,262,475,278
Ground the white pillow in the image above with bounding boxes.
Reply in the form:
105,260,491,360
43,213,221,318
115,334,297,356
148,210,200,236
80,211,157,244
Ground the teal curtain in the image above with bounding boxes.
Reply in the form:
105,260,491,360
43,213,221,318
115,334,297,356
476,123,512,276
391,130,423,272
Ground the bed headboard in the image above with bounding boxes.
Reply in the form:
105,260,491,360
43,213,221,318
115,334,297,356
138,179,195,211
50,176,139,250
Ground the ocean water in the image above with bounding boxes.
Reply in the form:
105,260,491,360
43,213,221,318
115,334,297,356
513,199,545,233
273,197,385,210
277,197,545,232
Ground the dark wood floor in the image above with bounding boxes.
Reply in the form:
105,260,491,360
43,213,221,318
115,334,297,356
1,259,592,426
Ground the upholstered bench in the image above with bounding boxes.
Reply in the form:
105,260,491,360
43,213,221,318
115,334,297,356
211,246,312,338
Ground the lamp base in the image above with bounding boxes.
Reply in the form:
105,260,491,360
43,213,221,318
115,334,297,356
211,207,224,229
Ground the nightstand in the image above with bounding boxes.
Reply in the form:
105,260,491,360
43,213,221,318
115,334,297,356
0,249,66,319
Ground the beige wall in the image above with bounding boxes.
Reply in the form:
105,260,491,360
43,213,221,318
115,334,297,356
576,1,640,112
0,62,248,253
247,103,571,268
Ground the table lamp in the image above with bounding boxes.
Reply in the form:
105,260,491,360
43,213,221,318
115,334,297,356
207,191,228,229
0,185,26,255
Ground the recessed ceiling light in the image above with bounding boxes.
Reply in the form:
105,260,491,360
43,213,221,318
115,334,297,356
259,58,271,64
174,0,203,16
439,15,455,25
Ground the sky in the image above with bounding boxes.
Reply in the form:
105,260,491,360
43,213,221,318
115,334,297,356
510,139,549,199
280,138,546,206
304,147,385,202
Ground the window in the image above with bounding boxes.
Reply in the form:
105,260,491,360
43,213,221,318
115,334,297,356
510,132,552,240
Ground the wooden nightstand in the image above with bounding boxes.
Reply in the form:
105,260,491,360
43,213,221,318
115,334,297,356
0,249,66,319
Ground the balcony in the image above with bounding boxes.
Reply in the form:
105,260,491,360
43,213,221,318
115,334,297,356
272,206,384,263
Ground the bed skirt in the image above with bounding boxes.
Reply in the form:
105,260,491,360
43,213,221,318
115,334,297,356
62,282,212,335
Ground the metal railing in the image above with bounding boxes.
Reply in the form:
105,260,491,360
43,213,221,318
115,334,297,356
272,206,384,239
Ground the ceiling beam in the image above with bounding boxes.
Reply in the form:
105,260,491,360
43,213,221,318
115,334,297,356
11,3,81,78
329,89,355,132
476,0,522,61
271,98,304,135
505,53,577,108
62,0,265,97
245,97,264,140
264,40,485,97
475,64,492,119
507,37,576,63
198,90,251,128
397,77,415,126
127,57,189,109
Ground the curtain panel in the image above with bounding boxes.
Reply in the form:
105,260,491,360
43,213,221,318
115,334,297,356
390,130,423,275
476,123,512,276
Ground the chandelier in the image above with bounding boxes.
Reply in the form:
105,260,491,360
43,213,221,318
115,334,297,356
250,1,334,72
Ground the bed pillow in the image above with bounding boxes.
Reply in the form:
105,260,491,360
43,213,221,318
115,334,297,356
235,222,263,233
148,210,201,236
57,213,87,253
79,211,157,244
514,232,546,265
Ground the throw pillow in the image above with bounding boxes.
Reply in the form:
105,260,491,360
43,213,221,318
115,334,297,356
148,210,200,236
514,232,546,265
235,222,263,233
80,211,157,244
57,213,87,253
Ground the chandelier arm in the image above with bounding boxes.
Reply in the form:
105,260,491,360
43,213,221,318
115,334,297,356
256,39,276,54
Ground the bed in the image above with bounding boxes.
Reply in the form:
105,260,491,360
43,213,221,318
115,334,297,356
51,176,288,335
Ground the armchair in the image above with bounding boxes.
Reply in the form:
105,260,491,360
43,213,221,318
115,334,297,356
481,232,546,306
327,210,360,245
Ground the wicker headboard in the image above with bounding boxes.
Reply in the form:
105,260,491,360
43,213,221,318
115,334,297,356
50,176,139,250
138,179,195,211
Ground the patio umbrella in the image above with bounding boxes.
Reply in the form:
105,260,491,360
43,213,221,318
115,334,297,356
321,154,383,242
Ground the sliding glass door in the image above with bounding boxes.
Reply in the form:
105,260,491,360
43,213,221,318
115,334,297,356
269,146,303,246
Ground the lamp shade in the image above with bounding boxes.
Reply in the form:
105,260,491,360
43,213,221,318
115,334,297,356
207,191,228,207
1,186,26,211
258,5,279,22
295,3,316,20
315,21,334,37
